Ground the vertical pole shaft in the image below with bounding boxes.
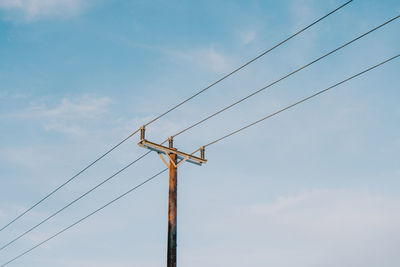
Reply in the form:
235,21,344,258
167,151,177,267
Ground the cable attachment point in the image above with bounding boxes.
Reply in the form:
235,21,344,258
168,137,174,148
200,146,205,160
140,126,146,141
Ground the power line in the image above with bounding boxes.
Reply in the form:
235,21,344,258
198,53,399,150
0,151,151,252
0,129,139,233
143,0,353,127
6,12,395,267
1,4,362,248
0,168,168,267
7,52,397,267
170,15,400,140
1,8,395,266
0,0,352,232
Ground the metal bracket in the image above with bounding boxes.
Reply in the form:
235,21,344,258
158,153,171,168
138,139,207,166
157,147,178,169
176,155,189,167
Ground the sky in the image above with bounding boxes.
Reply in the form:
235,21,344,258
0,0,399,266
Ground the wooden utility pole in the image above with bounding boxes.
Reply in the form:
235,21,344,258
167,142,177,267
138,127,206,267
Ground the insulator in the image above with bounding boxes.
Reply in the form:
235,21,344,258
140,126,146,140
200,147,205,159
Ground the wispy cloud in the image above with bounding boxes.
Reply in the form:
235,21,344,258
0,146,57,173
170,46,235,74
112,39,236,75
24,96,111,120
0,90,27,99
0,0,90,22
238,30,257,45
289,0,317,31
5,95,111,136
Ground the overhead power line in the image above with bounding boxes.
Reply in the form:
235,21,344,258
3,53,398,267
197,54,400,150
170,15,400,140
0,168,168,267
0,0,352,232
0,129,139,233
0,151,151,252
143,0,354,127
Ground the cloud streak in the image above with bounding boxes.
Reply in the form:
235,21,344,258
145,45,235,75
0,0,89,22
3,95,111,136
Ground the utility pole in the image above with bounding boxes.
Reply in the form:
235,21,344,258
138,127,206,267
167,139,177,267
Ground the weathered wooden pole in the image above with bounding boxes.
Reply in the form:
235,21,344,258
167,139,177,267
138,128,207,267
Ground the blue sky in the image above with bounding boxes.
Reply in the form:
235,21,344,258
0,0,399,266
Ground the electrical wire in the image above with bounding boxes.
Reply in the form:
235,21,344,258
2,7,396,266
170,15,400,140
0,168,168,267
0,0,352,232
5,53,396,266
143,0,354,127
0,129,140,233
0,151,152,252
196,53,400,150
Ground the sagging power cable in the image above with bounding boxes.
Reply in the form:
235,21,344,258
0,0,352,232
0,168,168,267
195,54,400,150
0,152,151,252
169,15,399,140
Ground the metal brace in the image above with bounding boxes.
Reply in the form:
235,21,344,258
157,146,178,168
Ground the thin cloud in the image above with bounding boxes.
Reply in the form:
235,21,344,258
0,0,90,22
238,30,257,45
114,41,236,75
27,96,111,120
171,46,235,74
289,0,317,31
4,95,112,136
